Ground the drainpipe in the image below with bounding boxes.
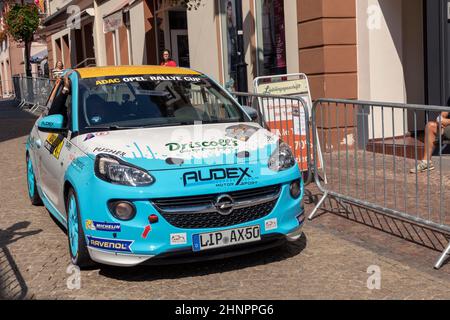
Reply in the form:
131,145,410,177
234,0,248,93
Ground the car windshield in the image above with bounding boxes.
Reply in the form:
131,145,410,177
78,74,249,132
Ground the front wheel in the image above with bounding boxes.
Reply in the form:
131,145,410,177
26,153,42,206
66,188,94,268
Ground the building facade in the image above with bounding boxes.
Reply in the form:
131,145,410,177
38,0,450,142
0,0,48,97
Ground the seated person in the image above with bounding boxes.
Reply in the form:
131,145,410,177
411,111,450,173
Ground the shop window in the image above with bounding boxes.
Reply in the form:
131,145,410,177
255,0,287,76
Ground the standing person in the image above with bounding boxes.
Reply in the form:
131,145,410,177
160,50,177,67
52,61,64,79
410,111,450,173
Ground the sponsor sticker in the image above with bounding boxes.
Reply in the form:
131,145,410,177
94,75,203,87
265,218,278,231
226,124,259,142
87,236,133,253
45,133,64,159
165,139,239,154
85,220,121,232
170,233,187,245
142,225,152,239
84,133,95,142
182,167,258,188
92,147,127,157
72,158,85,171
95,78,121,86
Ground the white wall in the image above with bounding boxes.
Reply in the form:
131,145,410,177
187,1,222,82
284,0,299,74
357,0,424,138
129,2,146,65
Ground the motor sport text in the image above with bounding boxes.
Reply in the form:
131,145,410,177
183,168,251,186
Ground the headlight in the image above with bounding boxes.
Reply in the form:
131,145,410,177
95,154,155,187
268,142,296,172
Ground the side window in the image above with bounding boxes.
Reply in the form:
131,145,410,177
65,93,72,130
45,79,62,109
48,85,71,129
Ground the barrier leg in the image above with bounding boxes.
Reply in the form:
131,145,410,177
308,191,328,221
434,241,450,270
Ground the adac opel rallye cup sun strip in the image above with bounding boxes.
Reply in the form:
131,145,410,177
25,66,305,267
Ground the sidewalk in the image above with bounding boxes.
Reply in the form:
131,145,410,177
0,99,36,144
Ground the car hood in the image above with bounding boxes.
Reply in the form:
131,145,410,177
74,123,279,171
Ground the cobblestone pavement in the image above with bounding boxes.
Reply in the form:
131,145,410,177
1,100,450,300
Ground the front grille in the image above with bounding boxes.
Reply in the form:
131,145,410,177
151,185,281,229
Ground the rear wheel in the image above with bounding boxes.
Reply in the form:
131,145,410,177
26,153,42,206
66,188,94,268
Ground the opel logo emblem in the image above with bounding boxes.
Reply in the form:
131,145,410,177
215,194,234,216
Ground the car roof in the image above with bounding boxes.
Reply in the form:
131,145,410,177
75,65,201,79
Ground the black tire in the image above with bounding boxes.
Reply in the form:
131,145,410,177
66,188,94,269
26,153,43,206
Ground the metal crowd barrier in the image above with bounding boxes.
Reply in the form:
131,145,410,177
308,98,450,269
12,75,55,116
231,92,313,185
0,80,15,99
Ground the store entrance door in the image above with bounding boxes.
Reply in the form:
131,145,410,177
154,1,190,67
171,30,190,67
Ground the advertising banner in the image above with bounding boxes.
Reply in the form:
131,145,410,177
254,74,322,172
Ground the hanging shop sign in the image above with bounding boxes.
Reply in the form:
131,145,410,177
103,10,123,33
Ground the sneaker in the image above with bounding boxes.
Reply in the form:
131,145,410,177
410,160,435,173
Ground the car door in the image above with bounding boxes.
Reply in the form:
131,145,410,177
36,80,73,212
30,79,61,179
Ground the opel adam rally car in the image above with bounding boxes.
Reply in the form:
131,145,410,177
26,66,305,267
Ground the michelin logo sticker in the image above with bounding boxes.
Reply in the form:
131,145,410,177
86,220,121,232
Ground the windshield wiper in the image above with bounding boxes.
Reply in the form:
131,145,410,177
85,125,143,131
142,122,188,128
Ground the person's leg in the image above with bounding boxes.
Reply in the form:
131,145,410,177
411,121,438,173
422,121,439,161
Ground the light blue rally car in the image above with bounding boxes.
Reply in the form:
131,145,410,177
26,66,305,267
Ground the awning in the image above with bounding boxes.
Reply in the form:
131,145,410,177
103,0,136,18
103,0,137,33
38,7,94,36
30,48,48,63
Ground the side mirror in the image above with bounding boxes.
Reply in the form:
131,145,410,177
242,105,259,122
37,115,66,133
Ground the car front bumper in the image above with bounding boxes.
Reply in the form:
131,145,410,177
87,223,304,267
73,166,305,267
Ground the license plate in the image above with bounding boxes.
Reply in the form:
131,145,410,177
192,225,261,252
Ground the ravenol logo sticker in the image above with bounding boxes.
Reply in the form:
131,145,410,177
87,236,133,253
85,220,121,232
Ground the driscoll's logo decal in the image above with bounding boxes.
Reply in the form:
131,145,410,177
182,168,257,187
166,139,239,153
